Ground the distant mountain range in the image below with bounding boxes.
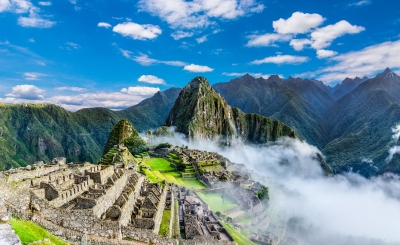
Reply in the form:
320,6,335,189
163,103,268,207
214,68,400,177
1,68,400,177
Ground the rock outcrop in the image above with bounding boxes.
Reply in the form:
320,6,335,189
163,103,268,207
165,76,297,144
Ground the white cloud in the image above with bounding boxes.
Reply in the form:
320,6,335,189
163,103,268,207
121,52,188,67
138,0,264,30
17,6,56,28
183,64,213,72
290,38,313,51
112,22,162,40
222,72,283,79
250,55,309,65
273,12,325,34
138,75,166,84
66,42,80,49
54,86,86,92
97,22,111,28
311,20,365,49
23,72,47,80
1,85,161,111
0,0,11,12
196,35,208,43
348,0,372,7
316,49,338,59
300,40,400,83
246,33,291,47
120,86,160,95
38,1,51,6
6,84,45,100
69,0,76,4
29,38,35,43
171,30,194,40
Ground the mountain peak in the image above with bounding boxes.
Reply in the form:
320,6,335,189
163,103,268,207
384,67,392,73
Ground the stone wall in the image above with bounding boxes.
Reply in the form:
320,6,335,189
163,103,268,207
50,177,93,207
92,170,128,218
118,176,144,226
85,165,114,185
6,164,61,182
152,187,167,235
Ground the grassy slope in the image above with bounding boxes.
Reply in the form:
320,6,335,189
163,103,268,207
196,192,238,213
221,223,256,245
10,218,70,245
158,209,171,237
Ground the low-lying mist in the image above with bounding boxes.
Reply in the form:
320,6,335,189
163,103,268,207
149,131,400,245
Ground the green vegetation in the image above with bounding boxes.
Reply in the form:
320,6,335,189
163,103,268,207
102,119,146,157
158,209,171,237
172,200,180,238
196,192,237,213
143,158,174,171
10,217,70,245
255,186,269,201
221,223,256,245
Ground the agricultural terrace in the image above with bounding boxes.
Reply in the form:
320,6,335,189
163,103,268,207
139,156,206,190
196,192,238,213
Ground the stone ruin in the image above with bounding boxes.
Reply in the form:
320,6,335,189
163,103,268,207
0,157,237,245
177,188,234,243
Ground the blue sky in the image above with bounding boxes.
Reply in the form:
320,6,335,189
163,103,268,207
0,0,399,110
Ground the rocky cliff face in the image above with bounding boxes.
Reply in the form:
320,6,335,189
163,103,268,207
165,77,297,144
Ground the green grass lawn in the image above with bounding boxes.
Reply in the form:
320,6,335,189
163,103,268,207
143,169,158,183
10,218,70,245
221,223,256,245
143,158,174,171
158,209,171,237
196,192,238,213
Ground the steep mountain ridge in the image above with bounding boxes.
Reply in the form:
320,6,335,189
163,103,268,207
165,76,297,144
0,88,180,170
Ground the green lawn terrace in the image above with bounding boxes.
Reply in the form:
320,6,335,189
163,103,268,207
139,156,206,191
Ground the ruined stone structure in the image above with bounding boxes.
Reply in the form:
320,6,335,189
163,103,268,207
178,188,234,243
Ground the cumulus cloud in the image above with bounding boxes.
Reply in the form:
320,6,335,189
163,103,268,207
112,22,162,40
137,75,166,84
171,30,194,40
38,1,51,6
273,12,325,34
311,20,365,49
23,72,47,80
54,86,86,92
246,33,291,47
290,38,313,51
316,49,338,59
5,84,45,100
97,22,111,28
138,0,264,30
17,6,56,28
250,55,309,65
196,35,208,43
303,40,400,83
0,85,161,111
120,86,160,95
183,64,214,72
